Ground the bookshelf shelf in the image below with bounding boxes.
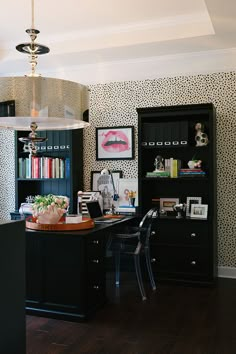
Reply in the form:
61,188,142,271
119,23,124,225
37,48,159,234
137,103,217,285
14,129,84,215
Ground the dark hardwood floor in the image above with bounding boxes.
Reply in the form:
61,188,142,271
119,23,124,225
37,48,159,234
26,274,236,354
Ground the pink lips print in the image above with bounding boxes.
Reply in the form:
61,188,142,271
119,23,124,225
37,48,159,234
101,130,130,153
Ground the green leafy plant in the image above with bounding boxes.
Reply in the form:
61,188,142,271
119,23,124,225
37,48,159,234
32,194,69,216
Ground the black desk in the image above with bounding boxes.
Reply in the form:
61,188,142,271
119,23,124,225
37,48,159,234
25,217,134,321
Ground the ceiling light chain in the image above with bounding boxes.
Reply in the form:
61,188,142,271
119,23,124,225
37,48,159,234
16,0,50,77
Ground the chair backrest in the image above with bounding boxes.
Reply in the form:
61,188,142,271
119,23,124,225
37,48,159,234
138,207,158,245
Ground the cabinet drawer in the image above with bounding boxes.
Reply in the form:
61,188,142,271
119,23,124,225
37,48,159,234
151,221,209,246
87,237,104,257
150,246,211,276
87,278,106,307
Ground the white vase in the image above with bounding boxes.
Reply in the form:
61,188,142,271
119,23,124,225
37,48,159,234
36,207,64,224
187,160,196,169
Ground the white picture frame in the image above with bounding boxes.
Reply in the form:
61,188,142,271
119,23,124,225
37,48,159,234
186,197,202,217
160,197,179,212
117,178,138,207
190,204,208,219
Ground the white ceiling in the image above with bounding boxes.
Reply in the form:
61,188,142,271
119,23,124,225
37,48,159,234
1,0,236,84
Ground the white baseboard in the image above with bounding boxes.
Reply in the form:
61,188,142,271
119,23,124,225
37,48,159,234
218,266,236,279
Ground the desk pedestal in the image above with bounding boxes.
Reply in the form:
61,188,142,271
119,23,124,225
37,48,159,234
26,229,106,321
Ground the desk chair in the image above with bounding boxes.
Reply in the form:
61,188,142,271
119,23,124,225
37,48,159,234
111,207,158,300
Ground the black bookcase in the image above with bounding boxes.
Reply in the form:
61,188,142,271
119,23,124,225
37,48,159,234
137,103,217,285
14,129,83,215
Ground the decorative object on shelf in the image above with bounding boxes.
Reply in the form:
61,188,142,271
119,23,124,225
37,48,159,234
173,203,186,219
195,122,209,147
96,126,134,160
160,197,179,212
0,0,89,155
128,190,136,207
153,155,165,172
186,197,202,217
32,194,69,224
190,204,208,219
187,159,202,169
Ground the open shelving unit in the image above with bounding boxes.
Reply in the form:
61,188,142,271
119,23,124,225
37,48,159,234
137,103,217,285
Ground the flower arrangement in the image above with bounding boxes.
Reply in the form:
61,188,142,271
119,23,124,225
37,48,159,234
128,190,136,198
32,194,69,224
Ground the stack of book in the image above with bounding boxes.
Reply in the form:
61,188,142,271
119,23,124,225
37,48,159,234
146,171,170,178
179,168,206,177
116,205,136,214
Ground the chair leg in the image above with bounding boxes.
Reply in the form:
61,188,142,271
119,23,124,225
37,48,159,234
115,249,121,287
145,246,156,291
134,254,147,301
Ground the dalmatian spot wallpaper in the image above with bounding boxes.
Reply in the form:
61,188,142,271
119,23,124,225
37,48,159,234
0,129,15,220
84,71,236,268
0,71,235,267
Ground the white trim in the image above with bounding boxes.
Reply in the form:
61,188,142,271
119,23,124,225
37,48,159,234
218,266,236,279
2,48,236,85
40,47,236,85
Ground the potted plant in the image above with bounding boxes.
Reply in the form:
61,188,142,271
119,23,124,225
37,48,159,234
32,194,69,224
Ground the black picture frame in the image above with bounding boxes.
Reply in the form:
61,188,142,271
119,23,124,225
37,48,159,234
96,126,134,160
90,170,123,210
90,170,123,191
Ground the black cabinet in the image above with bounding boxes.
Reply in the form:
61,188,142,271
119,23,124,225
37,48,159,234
0,220,26,354
14,129,83,214
25,229,106,321
137,103,217,285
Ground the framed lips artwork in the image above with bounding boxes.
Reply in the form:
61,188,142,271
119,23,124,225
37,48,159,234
96,126,134,160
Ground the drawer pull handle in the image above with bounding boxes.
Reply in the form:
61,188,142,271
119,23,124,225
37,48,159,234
190,233,196,237
191,260,196,265
151,231,156,236
93,240,99,244
92,259,99,263
93,285,99,290
151,258,156,263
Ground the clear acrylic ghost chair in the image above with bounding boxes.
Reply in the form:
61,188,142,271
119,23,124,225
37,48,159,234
111,207,158,300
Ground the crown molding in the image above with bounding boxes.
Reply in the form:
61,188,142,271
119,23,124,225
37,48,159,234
41,47,236,85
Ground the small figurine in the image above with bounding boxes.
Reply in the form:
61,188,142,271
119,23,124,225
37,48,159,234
154,155,164,172
187,159,202,169
195,122,209,147
173,203,186,219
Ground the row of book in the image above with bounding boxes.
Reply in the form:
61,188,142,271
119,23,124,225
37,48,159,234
146,158,206,178
18,156,70,179
142,121,189,147
146,158,180,178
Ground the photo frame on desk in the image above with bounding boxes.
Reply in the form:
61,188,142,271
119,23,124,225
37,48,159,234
160,197,179,212
91,170,123,210
117,178,138,207
186,197,202,217
96,126,134,160
91,170,123,191
190,204,208,219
